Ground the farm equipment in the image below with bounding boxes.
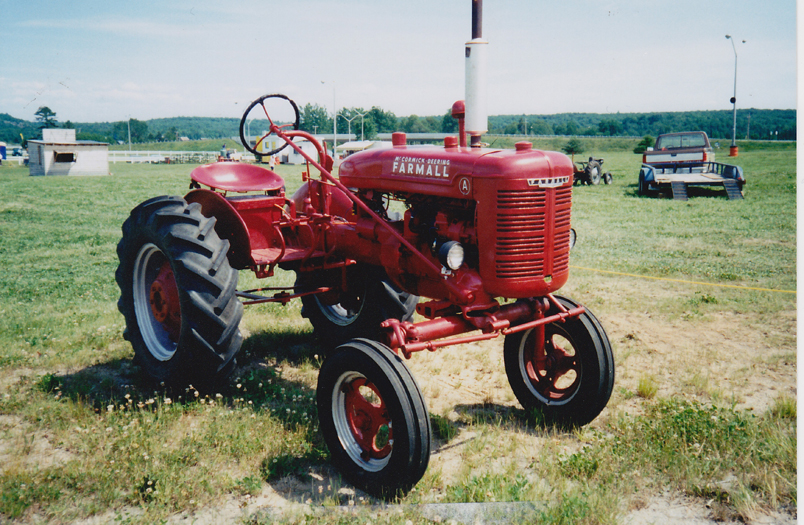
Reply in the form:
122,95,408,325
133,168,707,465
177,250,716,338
573,156,612,185
115,0,613,498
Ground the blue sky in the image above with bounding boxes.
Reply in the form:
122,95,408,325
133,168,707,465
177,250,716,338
0,0,797,123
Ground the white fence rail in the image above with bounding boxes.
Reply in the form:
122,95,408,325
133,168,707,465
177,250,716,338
109,151,256,164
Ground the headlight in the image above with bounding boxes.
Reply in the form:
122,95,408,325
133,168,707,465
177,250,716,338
438,241,464,271
569,228,577,250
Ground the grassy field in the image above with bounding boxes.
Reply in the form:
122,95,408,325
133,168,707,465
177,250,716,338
0,139,796,524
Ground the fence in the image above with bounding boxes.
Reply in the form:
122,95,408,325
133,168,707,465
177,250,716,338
109,151,257,164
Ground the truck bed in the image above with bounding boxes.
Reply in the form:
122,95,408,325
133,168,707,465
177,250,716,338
652,168,733,185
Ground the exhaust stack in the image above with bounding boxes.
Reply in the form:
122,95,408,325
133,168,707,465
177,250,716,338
465,0,488,145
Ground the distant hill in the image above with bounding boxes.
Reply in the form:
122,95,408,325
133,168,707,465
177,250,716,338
1,108,795,146
0,115,240,146
146,117,240,140
0,114,39,145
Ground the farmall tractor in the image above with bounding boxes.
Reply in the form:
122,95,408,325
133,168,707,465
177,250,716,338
115,2,614,498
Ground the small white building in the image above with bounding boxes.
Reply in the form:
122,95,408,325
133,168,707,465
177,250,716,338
283,138,327,165
254,135,326,165
28,129,109,176
333,140,392,167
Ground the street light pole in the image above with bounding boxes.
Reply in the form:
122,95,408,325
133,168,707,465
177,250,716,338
725,35,744,157
357,111,366,141
339,112,366,142
339,113,354,140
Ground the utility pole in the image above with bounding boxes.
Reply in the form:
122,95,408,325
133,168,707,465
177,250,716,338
725,35,745,156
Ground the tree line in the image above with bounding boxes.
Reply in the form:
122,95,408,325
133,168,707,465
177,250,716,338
297,104,796,141
1,105,795,147
492,109,796,141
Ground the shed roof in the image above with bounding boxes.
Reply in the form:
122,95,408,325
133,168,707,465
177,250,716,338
28,140,109,146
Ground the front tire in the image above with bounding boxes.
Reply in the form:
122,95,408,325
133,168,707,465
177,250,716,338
116,196,243,390
317,339,431,499
504,296,614,427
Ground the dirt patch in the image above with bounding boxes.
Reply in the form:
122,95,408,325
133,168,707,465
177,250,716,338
0,414,76,471
624,492,797,525
605,308,796,411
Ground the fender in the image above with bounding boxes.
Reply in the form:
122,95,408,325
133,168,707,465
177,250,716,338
185,189,254,269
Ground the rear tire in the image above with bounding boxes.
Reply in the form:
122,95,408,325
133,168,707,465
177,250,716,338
585,160,602,185
297,266,417,349
116,196,243,391
504,296,614,428
317,339,431,499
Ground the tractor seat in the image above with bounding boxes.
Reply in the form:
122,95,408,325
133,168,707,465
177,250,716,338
190,162,284,193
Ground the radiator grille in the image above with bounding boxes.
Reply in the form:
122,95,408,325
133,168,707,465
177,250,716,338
552,189,573,271
494,186,571,279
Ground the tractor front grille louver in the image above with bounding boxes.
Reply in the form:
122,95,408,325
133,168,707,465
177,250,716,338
494,186,571,280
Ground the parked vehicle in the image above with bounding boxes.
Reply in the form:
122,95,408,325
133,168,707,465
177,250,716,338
638,131,745,200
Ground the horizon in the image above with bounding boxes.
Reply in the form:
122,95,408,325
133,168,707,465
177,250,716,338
3,105,796,127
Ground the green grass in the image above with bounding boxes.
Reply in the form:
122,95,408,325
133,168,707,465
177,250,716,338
0,141,796,524
636,376,659,399
570,149,796,288
563,398,797,521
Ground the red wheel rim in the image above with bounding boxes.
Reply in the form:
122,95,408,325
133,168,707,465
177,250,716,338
523,330,581,402
149,261,181,343
343,378,393,461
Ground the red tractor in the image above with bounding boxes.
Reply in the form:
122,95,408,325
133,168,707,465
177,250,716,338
115,4,613,499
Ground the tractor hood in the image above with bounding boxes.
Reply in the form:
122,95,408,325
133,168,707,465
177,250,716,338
337,137,574,200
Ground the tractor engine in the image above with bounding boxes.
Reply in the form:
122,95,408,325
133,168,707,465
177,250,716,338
335,132,575,307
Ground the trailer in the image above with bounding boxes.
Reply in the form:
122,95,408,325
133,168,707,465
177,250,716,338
638,132,745,200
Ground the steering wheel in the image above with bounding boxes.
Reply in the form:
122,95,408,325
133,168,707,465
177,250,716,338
239,94,300,157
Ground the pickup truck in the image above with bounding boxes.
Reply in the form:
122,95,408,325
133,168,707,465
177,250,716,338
638,131,745,200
